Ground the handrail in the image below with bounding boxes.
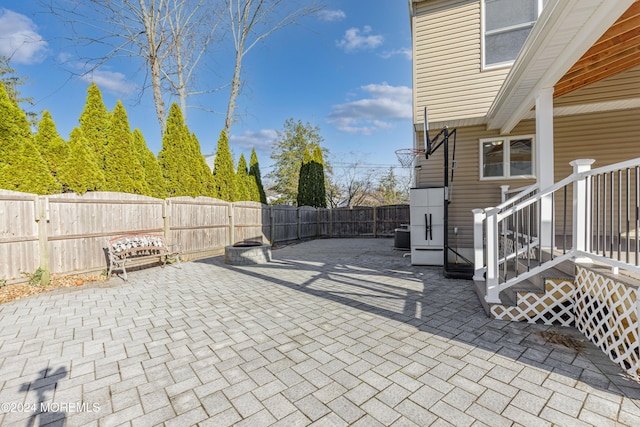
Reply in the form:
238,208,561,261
495,183,539,210
497,173,576,222
477,156,640,304
582,157,640,178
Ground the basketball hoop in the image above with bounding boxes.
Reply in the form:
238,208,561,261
395,148,425,167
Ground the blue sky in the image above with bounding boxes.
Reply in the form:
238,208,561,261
0,1,413,180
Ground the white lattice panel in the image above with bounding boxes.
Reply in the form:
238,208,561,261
490,278,575,327
573,266,640,380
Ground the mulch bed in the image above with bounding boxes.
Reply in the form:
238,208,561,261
0,274,107,304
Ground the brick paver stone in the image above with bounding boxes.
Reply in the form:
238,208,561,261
0,238,637,426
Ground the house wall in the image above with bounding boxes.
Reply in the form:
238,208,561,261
415,108,640,255
555,66,640,108
412,0,510,125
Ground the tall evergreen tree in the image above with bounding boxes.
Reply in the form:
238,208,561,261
104,101,147,194
158,103,197,197
0,138,59,194
79,83,109,170
33,111,69,182
0,56,38,126
236,154,251,201
0,82,31,168
212,130,238,201
310,145,327,208
57,128,105,193
189,132,215,197
249,148,267,204
296,147,312,206
132,128,167,198
269,118,328,205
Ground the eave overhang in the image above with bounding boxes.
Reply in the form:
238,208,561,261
486,0,637,135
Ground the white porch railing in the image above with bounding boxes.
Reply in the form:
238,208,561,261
474,158,640,304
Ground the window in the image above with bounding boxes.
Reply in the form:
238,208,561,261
482,0,546,68
480,136,535,180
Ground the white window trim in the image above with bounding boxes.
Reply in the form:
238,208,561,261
479,135,536,181
481,0,546,70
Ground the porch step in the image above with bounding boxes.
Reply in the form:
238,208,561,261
500,266,573,307
488,264,577,325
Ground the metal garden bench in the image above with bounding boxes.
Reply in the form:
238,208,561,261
107,234,181,281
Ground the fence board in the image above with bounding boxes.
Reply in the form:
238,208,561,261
46,192,164,274
233,201,269,243
170,197,230,255
270,206,297,242
299,207,318,239
376,205,410,236
0,188,408,283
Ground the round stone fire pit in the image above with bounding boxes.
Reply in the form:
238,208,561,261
224,241,272,265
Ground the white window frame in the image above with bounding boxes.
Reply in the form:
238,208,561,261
481,0,546,70
479,135,536,180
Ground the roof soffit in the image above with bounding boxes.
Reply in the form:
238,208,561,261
486,0,637,134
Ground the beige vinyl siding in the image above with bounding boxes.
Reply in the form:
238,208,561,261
555,66,640,107
414,108,640,252
412,0,510,124
554,109,640,179
415,122,536,251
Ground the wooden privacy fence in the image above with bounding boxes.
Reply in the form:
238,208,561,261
0,189,409,284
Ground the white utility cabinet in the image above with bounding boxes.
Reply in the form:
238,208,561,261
410,187,444,265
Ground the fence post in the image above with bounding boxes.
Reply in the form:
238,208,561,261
485,207,501,304
571,159,595,263
329,208,333,238
270,206,275,245
373,207,378,238
163,199,172,246
472,208,485,281
297,207,301,240
35,196,50,286
229,202,235,245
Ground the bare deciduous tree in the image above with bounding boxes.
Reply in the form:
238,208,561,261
326,154,376,208
46,0,220,135
221,0,323,134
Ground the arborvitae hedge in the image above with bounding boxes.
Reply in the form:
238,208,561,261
236,154,250,201
0,138,59,194
104,101,148,194
158,104,195,196
79,83,109,171
57,127,105,193
0,82,31,168
310,145,327,208
132,129,166,198
249,148,267,204
212,130,238,201
189,132,215,197
34,111,69,184
296,146,312,206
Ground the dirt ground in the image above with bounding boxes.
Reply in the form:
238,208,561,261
0,274,107,304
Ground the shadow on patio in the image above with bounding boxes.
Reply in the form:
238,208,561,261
195,238,640,401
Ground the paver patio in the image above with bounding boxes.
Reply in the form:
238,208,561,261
0,238,639,426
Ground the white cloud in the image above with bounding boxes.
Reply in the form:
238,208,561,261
80,69,138,97
379,47,412,60
336,26,383,53
318,9,346,22
327,83,412,135
230,129,278,152
0,9,48,64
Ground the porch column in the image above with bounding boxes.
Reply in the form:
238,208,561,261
571,159,595,263
472,208,485,281
536,88,555,253
484,207,501,304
